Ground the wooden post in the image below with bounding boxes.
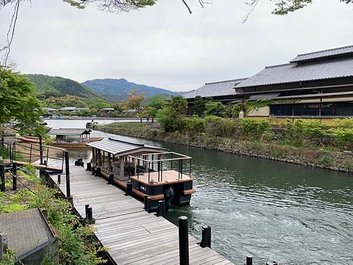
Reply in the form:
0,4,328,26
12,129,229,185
65,151,71,198
39,136,44,165
29,144,33,163
0,164,5,192
86,162,91,171
144,195,149,210
108,174,114,185
12,142,16,162
157,200,166,217
45,146,49,167
85,204,89,219
246,256,253,265
0,233,8,261
12,162,17,191
86,207,95,224
178,216,189,265
120,158,125,179
126,180,132,196
200,226,211,248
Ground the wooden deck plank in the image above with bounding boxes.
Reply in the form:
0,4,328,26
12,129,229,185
48,165,233,265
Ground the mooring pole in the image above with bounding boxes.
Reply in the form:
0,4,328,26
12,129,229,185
65,151,71,198
126,180,132,196
178,216,189,265
12,162,17,191
246,255,253,265
200,225,211,248
0,164,5,192
39,136,44,165
157,200,166,217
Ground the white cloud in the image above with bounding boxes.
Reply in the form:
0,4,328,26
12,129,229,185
1,0,353,91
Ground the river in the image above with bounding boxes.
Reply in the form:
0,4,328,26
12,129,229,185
46,119,353,264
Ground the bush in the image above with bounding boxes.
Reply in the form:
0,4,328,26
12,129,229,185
204,116,240,138
184,117,205,134
239,119,270,140
331,128,353,149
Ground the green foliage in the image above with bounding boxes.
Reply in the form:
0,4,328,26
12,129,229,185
240,119,270,140
0,68,43,134
282,120,329,147
0,249,16,265
204,101,225,117
204,116,240,137
184,117,205,134
331,128,353,149
157,96,187,132
193,96,206,117
144,95,167,120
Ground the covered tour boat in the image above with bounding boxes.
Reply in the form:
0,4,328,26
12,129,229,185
49,128,103,149
87,138,195,210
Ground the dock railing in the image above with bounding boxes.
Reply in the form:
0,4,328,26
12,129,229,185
128,152,192,182
0,139,66,172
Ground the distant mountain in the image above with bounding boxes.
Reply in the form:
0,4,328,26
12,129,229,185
27,74,99,99
82,78,176,101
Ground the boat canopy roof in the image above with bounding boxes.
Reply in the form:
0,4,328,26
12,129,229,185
87,137,166,156
49,128,91,136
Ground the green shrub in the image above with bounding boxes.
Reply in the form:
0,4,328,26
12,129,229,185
184,117,205,134
239,119,270,140
204,116,240,138
331,128,353,149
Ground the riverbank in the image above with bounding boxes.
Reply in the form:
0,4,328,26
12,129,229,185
98,122,353,173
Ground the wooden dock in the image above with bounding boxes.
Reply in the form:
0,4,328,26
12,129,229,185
49,166,233,265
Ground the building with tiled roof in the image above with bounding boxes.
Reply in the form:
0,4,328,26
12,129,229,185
235,45,353,117
183,78,247,114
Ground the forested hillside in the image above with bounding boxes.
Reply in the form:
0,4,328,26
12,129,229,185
26,74,112,108
82,78,176,101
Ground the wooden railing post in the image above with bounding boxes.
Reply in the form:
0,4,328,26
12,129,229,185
0,164,5,192
178,216,189,265
65,151,71,198
39,136,44,165
12,162,17,191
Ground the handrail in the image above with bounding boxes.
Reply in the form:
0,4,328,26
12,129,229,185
0,140,65,171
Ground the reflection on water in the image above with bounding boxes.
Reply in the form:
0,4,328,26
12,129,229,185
46,119,353,264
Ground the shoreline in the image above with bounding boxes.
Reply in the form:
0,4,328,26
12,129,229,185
98,123,353,174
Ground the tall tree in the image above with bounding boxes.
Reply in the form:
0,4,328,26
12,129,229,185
0,67,43,135
144,94,167,122
156,96,187,132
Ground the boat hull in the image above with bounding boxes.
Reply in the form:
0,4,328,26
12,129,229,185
51,137,104,149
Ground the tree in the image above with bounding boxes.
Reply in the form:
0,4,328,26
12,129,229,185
204,101,225,117
144,94,167,122
124,90,144,121
0,67,43,135
156,96,187,132
193,96,206,117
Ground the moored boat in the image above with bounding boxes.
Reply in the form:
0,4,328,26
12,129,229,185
49,128,103,149
87,137,195,210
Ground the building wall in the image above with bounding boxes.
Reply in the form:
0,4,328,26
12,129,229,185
247,106,270,117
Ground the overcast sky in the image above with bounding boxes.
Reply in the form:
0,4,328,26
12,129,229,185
1,0,353,91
